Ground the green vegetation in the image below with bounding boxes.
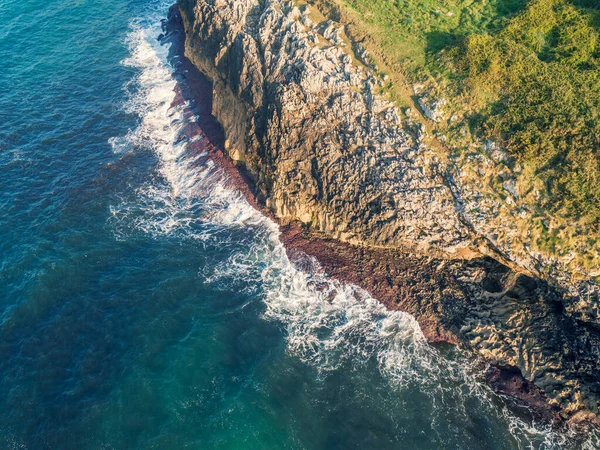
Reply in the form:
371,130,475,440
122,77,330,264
336,0,600,222
341,0,525,67
307,0,600,267
451,0,600,223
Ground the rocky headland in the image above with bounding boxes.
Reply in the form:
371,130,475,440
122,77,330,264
170,0,600,428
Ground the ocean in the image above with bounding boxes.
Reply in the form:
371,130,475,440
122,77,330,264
0,0,597,448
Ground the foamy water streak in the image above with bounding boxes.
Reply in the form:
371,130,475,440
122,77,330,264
107,11,600,449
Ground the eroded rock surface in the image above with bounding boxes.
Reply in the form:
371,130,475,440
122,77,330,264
175,0,600,422
177,0,473,257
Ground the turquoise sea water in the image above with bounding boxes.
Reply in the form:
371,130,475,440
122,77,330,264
1,0,599,448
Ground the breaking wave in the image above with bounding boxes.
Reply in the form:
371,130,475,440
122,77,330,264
107,7,600,449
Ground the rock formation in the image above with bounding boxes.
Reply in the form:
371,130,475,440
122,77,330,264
175,0,600,425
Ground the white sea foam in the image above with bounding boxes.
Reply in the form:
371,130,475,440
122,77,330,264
108,8,599,449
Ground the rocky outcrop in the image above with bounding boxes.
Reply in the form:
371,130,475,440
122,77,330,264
280,224,600,424
177,0,474,258
175,0,600,424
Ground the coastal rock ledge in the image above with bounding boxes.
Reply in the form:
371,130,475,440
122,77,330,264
175,0,600,426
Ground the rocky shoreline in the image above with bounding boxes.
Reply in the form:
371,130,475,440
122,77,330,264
164,1,600,430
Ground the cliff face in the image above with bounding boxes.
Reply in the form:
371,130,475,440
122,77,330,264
176,0,600,422
176,0,474,258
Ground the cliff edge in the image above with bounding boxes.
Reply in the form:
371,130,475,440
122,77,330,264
175,0,600,425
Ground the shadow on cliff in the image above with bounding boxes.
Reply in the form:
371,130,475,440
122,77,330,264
157,5,260,201
160,6,224,147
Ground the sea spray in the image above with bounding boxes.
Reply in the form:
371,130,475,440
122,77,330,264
106,7,600,449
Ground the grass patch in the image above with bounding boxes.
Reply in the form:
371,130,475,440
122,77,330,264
446,0,600,224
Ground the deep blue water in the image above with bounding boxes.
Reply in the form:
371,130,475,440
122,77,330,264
1,0,598,448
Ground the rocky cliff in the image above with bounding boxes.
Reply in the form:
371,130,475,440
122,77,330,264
175,0,600,424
